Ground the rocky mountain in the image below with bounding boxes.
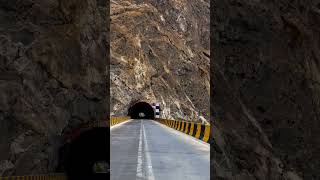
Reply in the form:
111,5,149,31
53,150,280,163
212,0,320,179
110,0,210,121
0,0,107,175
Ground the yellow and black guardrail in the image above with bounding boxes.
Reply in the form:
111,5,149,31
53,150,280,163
155,118,210,143
110,116,130,126
0,174,67,180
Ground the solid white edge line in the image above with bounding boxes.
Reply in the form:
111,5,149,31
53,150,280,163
110,119,133,130
152,120,210,148
142,120,155,180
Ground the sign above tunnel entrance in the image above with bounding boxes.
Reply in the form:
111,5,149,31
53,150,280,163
152,103,161,118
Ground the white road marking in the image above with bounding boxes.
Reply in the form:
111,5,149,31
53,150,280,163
142,120,155,180
136,120,143,179
110,119,133,130
111,119,209,180
136,120,155,180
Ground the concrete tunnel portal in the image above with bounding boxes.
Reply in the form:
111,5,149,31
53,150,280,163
128,101,155,119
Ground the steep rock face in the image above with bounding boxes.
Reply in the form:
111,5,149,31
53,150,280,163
213,0,320,179
0,0,107,175
110,0,210,121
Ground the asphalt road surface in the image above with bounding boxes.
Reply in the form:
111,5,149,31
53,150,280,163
110,119,210,180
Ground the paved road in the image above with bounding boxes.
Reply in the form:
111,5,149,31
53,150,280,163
110,119,210,180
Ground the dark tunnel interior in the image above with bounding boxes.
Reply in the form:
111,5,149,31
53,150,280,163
65,127,109,180
128,102,155,119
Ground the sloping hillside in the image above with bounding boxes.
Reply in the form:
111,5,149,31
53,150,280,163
110,0,210,121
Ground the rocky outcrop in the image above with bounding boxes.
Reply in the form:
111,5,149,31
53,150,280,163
0,0,107,175
213,0,320,179
110,0,210,121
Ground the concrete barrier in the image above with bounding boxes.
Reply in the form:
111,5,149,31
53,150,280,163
155,118,210,143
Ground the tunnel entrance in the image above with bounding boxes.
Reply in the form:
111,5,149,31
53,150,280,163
128,101,155,119
65,127,109,180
